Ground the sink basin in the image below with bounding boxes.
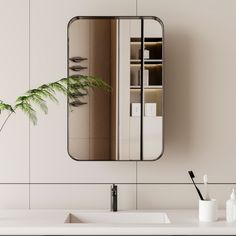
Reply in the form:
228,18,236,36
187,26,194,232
64,212,170,224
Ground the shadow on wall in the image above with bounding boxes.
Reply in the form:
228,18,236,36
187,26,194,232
164,29,194,159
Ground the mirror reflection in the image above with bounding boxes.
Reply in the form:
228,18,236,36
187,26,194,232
68,17,163,161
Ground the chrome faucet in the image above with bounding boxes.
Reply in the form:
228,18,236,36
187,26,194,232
111,184,118,212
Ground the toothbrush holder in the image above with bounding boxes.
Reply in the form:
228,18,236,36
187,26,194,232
199,199,218,222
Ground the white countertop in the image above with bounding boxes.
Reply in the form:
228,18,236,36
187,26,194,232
0,209,235,235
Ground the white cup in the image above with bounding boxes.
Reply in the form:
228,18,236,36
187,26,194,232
199,199,218,222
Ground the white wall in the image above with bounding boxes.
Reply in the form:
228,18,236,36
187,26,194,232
0,0,29,208
137,0,236,209
0,0,236,209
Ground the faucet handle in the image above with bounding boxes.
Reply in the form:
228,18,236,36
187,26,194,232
111,184,118,212
111,184,117,195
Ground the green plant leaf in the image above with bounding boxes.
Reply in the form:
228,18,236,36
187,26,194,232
15,102,37,125
60,75,111,108
0,101,14,113
1,75,111,128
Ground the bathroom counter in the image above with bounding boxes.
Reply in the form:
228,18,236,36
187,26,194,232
0,209,235,235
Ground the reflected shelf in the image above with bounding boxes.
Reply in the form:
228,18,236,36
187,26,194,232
130,41,162,45
130,86,162,89
130,60,162,68
130,59,162,63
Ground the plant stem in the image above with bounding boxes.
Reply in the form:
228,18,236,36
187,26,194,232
0,111,14,134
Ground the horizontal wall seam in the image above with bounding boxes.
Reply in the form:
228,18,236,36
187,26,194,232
0,182,236,185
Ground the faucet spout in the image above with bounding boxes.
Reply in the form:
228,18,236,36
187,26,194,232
111,184,118,212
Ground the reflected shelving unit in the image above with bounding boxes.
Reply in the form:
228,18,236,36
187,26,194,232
118,18,164,161
130,37,163,117
128,34,163,161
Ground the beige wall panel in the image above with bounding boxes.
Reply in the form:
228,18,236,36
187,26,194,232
138,0,236,183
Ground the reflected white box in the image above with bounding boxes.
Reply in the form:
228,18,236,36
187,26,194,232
138,69,149,86
139,49,150,59
199,199,218,222
144,49,150,59
131,103,141,117
145,103,156,117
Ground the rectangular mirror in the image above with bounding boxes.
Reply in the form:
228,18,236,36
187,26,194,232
67,16,164,161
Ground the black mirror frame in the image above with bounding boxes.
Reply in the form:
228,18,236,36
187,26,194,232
67,16,164,162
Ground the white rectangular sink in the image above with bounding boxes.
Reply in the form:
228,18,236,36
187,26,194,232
64,212,170,224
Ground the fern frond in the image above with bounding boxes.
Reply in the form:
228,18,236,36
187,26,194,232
15,102,37,125
0,101,14,113
1,75,111,127
60,75,111,107
27,87,58,103
49,82,67,95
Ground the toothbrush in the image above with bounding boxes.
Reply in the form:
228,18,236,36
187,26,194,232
203,174,210,200
188,171,204,200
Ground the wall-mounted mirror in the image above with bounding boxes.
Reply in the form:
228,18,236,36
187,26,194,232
67,16,164,161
